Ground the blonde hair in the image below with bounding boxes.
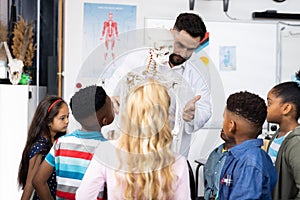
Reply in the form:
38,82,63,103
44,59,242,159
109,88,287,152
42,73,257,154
117,78,176,199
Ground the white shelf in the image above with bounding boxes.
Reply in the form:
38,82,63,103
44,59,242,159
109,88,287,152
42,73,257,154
0,84,46,199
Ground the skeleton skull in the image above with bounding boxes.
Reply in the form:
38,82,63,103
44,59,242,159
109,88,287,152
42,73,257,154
2,41,24,85
145,29,174,66
7,58,24,85
152,42,173,66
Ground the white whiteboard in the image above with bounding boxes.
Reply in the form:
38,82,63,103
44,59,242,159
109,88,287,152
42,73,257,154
206,21,278,99
279,23,300,82
206,21,278,127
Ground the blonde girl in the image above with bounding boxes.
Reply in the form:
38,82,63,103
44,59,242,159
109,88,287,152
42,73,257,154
76,78,190,199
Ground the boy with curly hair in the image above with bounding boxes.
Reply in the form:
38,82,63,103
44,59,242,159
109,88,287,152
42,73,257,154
218,91,277,200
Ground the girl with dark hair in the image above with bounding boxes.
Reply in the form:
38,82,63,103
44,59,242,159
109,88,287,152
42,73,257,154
267,70,300,199
33,85,114,200
18,95,69,200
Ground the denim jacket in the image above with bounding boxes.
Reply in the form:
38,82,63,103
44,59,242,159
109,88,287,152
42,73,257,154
218,139,277,200
203,143,227,200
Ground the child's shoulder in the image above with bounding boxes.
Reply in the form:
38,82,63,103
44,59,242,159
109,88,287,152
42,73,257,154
57,129,99,139
29,137,51,158
290,126,300,136
284,126,300,145
283,128,300,152
53,130,84,145
54,131,77,141
241,146,272,167
31,136,50,149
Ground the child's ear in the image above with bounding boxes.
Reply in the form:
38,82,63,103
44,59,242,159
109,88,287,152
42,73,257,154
102,117,108,126
282,103,293,115
229,120,236,134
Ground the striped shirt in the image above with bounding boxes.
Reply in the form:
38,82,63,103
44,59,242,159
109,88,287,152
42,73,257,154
268,131,291,165
45,129,106,200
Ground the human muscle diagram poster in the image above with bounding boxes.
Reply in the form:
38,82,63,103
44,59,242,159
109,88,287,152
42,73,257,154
82,3,136,63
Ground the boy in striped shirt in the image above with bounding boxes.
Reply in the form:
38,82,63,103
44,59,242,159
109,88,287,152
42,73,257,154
33,85,114,200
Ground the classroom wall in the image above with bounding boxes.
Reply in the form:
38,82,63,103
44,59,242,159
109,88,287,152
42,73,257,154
132,0,300,23
63,0,300,197
1,0,299,198
63,0,300,99
195,0,300,21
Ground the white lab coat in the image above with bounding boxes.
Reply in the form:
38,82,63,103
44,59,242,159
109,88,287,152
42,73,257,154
104,49,212,158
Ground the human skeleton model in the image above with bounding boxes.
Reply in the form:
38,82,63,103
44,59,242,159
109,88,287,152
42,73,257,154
121,40,183,151
100,12,118,61
0,41,24,85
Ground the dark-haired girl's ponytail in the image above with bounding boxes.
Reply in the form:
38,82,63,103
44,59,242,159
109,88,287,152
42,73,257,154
291,70,300,87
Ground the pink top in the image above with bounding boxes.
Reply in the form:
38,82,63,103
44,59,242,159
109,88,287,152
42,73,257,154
76,141,191,200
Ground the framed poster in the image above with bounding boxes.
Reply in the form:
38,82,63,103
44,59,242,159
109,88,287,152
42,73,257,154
83,3,137,61
63,0,138,132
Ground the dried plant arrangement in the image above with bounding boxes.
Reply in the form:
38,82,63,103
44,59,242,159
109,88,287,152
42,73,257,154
12,16,36,67
0,20,8,61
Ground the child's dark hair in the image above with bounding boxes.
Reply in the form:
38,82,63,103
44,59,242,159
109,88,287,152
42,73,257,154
69,85,107,122
18,95,67,188
173,13,207,39
271,70,300,120
227,91,267,129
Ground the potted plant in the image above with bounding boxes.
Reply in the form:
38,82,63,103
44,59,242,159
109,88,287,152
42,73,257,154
11,16,36,85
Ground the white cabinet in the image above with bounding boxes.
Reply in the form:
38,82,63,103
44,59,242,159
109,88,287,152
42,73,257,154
0,84,46,199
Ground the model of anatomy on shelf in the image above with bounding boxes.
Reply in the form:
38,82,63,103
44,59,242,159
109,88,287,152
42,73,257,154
0,16,36,85
100,12,119,61
0,41,23,84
